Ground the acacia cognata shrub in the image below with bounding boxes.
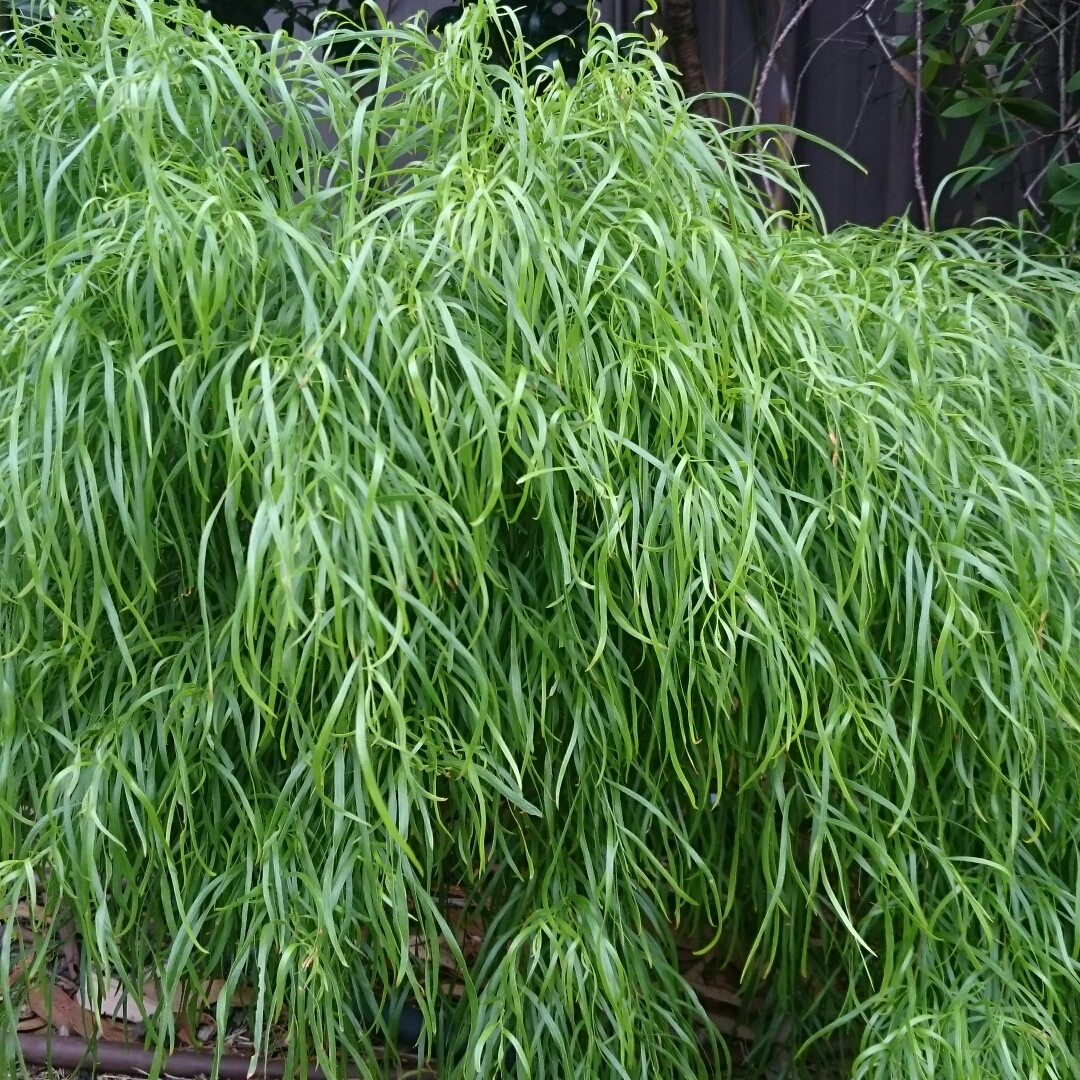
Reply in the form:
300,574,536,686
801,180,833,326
1,2,1080,1078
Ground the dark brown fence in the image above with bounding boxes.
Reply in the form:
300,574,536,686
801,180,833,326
295,0,1048,228
612,0,1047,228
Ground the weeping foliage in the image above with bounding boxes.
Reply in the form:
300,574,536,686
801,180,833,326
1,3,1080,1078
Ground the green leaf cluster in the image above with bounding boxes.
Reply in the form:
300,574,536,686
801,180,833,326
898,0,1079,245
2,4,1080,1079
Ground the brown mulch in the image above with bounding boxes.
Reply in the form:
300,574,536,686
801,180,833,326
5,891,776,1078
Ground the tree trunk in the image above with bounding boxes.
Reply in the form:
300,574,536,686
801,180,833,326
659,0,714,113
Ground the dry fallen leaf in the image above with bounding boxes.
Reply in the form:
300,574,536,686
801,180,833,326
707,1011,755,1041
688,980,741,1008
175,1012,195,1048
682,961,705,984
0,903,48,923
202,979,255,1007
6,952,35,984
79,975,164,1023
79,974,241,1022
28,986,128,1042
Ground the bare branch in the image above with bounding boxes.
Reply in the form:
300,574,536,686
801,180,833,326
753,0,816,117
1060,1,1068,130
863,10,916,88
790,1,903,124
914,0,930,229
1021,124,1080,205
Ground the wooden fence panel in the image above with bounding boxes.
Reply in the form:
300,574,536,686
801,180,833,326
274,0,1043,227
613,0,1043,227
